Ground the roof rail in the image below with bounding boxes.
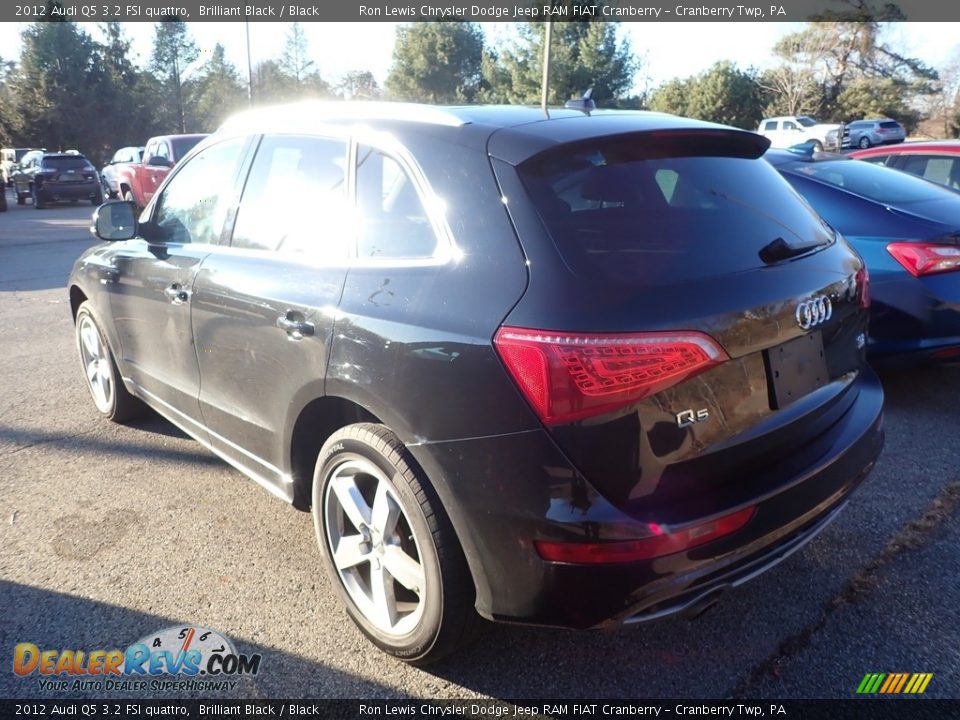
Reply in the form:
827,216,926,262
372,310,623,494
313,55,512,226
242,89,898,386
219,100,468,133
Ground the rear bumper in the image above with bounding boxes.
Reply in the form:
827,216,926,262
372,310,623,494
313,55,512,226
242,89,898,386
36,181,99,201
410,367,884,628
868,270,960,364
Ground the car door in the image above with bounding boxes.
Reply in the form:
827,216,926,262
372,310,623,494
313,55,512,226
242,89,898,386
190,133,351,496
107,135,251,436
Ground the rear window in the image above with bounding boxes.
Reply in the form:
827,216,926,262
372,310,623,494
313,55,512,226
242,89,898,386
517,136,834,285
42,157,90,169
789,159,954,204
172,137,203,160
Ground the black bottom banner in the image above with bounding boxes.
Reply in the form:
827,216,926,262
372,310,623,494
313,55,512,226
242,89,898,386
1,699,956,720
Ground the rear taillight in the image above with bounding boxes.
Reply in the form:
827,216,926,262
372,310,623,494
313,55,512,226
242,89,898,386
887,242,960,277
493,327,728,425
535,507,756,564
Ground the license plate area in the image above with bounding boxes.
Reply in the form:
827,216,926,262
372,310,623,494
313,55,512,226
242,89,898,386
764,331,828,409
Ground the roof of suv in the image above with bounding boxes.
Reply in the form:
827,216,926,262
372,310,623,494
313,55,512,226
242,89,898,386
218,101,763,165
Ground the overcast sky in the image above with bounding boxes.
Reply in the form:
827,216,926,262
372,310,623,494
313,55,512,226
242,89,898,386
0,21,957,93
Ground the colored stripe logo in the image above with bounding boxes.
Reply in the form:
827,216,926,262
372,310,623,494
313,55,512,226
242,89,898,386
857,673,933,694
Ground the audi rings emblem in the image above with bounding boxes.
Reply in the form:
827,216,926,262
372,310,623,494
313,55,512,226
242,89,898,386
796,296,832,330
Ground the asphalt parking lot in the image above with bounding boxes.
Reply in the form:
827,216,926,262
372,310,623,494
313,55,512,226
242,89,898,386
0,187,957,701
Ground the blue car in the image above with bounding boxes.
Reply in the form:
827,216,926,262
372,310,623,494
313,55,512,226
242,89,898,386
768,148,960,364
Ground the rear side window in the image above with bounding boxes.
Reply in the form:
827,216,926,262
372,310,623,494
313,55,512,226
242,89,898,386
517,136,834,285
879,121,900,129
900,155,960,189
356,144,438,259
791,158,956,203
232,134,349,258
762,121,777,131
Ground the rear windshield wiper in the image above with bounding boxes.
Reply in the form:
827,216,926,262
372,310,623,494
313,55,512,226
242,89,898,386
758,236,824,264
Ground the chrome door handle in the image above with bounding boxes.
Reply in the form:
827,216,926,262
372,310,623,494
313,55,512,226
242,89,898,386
164,284,190,304
277,312,314,340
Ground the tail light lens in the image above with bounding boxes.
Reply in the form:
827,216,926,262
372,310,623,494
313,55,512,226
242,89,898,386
493,327,728,425
535,507,756,564
887,242,960,277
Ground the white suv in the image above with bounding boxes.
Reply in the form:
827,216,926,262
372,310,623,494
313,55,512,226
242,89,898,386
757,116,841,150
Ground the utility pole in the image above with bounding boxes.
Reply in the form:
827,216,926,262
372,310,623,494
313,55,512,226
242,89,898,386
245,21,254,105
541,20,553,116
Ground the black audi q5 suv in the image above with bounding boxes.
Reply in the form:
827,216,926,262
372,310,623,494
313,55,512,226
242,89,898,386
69,102,884,664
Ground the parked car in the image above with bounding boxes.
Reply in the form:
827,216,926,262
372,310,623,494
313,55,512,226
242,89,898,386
113,134,205,208
757,115,841,150
842,119,906,149
70,102,883,664
768,147,960,364
12,151,102,209
1,147,36,186
100,146,145,199
850,140,960,192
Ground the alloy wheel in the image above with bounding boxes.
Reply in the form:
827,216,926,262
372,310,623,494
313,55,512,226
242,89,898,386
323,457,427,637
77,314,114,413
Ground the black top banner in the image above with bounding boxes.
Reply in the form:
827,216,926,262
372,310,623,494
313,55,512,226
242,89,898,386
6,0,960,23
2,699,957,720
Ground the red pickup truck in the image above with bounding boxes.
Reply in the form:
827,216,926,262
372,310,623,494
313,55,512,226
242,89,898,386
114,134,207,208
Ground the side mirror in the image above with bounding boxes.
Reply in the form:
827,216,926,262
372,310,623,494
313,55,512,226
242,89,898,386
147,155,171,168
92,200,137,241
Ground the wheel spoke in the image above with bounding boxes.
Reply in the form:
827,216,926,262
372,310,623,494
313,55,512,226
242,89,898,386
86,360,99,383
333,534,368,571
370,564,398,630
81,323,100,358
371,481,400,537
382,545,424,594
330,473,371,531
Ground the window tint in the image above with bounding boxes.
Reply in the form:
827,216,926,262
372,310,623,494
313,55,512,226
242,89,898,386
762,121,777,131
518,138,835,285
901,155,960,189
42,157,91,170
172,136,203,160
232,134,349,258
151,137,247,245
879,121,901,129
356,145,438,259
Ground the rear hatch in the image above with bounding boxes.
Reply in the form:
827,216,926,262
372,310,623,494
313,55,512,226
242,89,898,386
489,124,870,524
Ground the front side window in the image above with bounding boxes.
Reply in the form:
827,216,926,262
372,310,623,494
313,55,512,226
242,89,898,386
783,121,797,130
231,134,349,258
151,137,247,245
355,145,438,259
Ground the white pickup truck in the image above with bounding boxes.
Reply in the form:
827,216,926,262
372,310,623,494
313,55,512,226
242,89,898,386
757,116,841,150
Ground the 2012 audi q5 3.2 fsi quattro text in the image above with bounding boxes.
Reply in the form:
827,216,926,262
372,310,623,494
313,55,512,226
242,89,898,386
69,102,884,664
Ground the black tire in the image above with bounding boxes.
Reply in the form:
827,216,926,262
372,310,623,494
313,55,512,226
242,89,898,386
32,185,45,209
75,302,144,423
91,189,104,206
312,423,479,665
858,136,871,149
0,192,6,212
16,192,26,206
122,189,135,205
